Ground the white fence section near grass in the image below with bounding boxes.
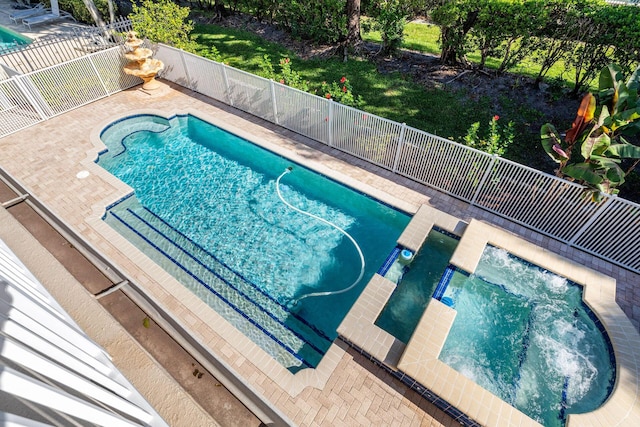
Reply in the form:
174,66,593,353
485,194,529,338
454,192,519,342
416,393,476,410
155,44,640,274
0,46,139,137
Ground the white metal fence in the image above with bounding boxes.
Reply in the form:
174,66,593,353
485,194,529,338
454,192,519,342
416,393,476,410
0,41,637,274
156,44,640,274
0,236,168,426
0,46,139,137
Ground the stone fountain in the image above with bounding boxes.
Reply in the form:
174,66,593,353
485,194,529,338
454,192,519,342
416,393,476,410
123,31,164,91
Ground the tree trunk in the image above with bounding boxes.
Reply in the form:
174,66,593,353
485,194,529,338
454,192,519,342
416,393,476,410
213,0,230,20
106,0,115,24
345,0,361,45
81,0,106,27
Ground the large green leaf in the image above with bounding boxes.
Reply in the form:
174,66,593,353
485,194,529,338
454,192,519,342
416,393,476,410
581,129,610,159
540,123,567,162
606,143,640,159
605,163,626,184
627,64,640,93
599,64,619,92
563,163,603,185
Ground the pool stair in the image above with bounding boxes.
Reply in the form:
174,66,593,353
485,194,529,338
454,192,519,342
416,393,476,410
105,203,333,370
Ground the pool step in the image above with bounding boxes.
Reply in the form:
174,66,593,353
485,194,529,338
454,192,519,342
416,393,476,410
106,204,331,369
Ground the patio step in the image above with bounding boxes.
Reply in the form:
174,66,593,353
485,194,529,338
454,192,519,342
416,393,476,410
105,202,332,369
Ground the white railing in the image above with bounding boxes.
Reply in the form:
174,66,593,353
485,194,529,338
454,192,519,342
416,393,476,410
0,45,139,137
0,42,636,273
155,44,640,274
0,237,168,426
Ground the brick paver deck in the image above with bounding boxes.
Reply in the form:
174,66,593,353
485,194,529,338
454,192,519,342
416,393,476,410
1,82,638,426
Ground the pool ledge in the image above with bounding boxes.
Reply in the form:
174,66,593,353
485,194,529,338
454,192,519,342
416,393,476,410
418,219,640,427
338,204,466,368
84,108,414,398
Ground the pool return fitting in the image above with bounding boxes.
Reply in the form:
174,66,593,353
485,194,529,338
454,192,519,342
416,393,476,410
276,167,366,310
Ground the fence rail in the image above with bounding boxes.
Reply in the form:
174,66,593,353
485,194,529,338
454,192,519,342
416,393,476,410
155,44,640,274
0,18,133,75
0,39,637,274
0,46,140,136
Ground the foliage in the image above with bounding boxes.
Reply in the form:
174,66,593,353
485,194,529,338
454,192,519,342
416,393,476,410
130,0,196,52
258,56,310,92
430,0,479,65
49,0,114,24
320,76,362,108
541,64,640,201
430,0,640,81
362,0,409,55
191,23,491,140
464,115,515,157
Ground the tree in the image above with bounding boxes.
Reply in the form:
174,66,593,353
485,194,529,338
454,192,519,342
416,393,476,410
80,0,106,27
345,0,362,47
541,64,640,201
129,0,196,52
431,0,479,65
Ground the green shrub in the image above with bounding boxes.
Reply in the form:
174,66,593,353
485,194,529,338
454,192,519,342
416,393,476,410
48,0,114,24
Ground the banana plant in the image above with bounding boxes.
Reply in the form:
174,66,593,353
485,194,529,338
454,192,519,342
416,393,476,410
541,64,640,202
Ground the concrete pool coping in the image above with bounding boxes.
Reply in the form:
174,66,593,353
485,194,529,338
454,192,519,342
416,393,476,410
340,207,640,426
87,106,421,397
2,82,639,426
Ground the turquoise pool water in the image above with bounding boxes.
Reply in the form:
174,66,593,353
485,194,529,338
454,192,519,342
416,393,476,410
439,246,614,427
375,229,459,343
97,114,410,371
0,25,32,51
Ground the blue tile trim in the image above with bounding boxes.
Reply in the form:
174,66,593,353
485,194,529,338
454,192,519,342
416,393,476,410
102,192,135,216
339,336,483,427
112,124,171,158
484,245,617,398
431,225,461,241
125,207,329,357
110,210,314,368
140,206,333,345
432,265,456,300
377,246,400,276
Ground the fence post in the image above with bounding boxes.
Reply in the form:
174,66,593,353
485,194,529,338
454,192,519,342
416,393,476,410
221,63,233,107
269,80,279,125
13,76,50,120
567,194,616,246
178,50,192,90
327,99,334,147
392,123,407,173
88,56,110,96
470,154,499,206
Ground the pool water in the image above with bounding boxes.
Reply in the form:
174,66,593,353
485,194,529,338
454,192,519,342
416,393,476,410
375,229,459,343
97,114,410,370
0,25,32,52
439,246,614,427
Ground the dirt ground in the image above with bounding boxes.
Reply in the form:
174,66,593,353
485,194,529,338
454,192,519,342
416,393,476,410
196,13,640,203
201,13,577,129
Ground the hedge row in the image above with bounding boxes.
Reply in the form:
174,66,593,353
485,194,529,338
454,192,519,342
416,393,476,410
432,0,640,93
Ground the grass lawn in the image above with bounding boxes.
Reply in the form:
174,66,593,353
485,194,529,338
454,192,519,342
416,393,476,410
193,23,494,144
191,22,640,203
192,23,555,168
362,21,579,89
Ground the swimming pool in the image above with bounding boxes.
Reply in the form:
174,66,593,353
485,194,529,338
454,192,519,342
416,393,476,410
97,114,410,371
438,246,614,427
375,229,459,343
0,25,32,52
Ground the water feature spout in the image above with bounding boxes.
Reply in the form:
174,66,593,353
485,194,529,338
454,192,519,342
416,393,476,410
123,31,164,91
275,167,366,310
